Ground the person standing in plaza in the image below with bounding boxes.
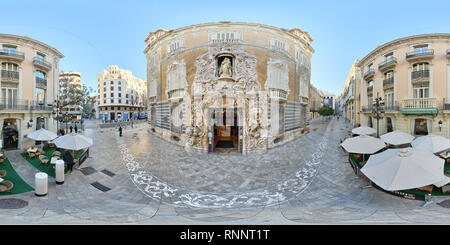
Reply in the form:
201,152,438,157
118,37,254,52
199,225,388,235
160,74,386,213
69,125,73,133
63,150,74,173
119,126,122,137
75,124,78,133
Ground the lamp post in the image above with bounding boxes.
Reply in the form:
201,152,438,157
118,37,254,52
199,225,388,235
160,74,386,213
372,93,385,138
52,98,61,134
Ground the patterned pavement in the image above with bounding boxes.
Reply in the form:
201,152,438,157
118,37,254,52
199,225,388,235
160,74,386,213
0,118,450,224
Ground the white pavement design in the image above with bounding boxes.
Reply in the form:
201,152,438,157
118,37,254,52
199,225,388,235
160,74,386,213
1,118,450,224
118,126,329,208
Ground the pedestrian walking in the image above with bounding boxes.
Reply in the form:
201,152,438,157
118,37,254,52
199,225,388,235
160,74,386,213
119,126,122,137
75,125,78,133
63,150,74,173
69,125,73,133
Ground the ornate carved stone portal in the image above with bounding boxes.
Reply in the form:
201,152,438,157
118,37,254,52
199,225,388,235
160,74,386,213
184,44,268,154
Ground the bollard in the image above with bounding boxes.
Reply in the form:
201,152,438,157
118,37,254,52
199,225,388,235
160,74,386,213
55,160,65,185
35,172,48,197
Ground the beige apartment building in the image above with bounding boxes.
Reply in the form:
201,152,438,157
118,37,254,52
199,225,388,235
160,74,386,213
144,22,313,154
0,34,63,150
358,33,450,137
97,65,147,121
59,72,83,121
340,60,361,126
309,84,323,120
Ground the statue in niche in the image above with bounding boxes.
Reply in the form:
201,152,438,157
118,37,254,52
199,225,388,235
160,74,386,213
219,57,232,78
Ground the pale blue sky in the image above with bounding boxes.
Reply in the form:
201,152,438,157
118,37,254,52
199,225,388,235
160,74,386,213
1,0,450,95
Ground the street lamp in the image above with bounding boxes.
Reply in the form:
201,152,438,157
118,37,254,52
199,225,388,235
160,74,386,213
372,93,385,138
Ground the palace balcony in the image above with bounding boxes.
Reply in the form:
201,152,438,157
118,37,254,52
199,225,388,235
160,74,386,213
400,98,438,116
406,49,434,62
32,57,52,71
0,49,25,62
378,58,397,72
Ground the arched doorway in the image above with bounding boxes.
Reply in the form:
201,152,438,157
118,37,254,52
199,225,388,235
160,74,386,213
209,107,241,153
2,119,19,149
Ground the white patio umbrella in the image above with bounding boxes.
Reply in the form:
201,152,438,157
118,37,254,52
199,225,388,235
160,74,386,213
26,128,58,141
380,130,415,146
411,134,450,154
351,126,376,136
53,133,93,151
340,135,386,154
361,148,447,191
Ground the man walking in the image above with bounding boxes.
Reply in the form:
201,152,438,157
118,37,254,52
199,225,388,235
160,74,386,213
63,150,74,173
75,124,78,133
119,126,122,137
69,125,73,133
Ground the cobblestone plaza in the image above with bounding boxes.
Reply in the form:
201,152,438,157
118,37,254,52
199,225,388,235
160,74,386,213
0,118,450,224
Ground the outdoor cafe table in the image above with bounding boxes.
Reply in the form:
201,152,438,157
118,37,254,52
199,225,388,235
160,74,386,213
27,147,38,153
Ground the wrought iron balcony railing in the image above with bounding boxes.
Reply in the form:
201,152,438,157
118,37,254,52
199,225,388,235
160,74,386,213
406,49,434,60
384,101,399,111
0,49,25,60
1,70,19,80
383,77,394,87
364,69,375,80
31,100,53,111
412,70,430,80
361,105,373,112
36,77,47,87
0,99,29,111
378,58,397,71
32,57,52,69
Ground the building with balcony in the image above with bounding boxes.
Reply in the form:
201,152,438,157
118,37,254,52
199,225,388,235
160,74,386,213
358,33,450,137
97,65,147,121
0,34,63,150
58,72,83,122
339,60,361,126
309,84,323,120
144,22,313,154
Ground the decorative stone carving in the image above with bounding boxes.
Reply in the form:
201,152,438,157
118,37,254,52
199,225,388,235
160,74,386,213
185,44,268,153
219,57,232,78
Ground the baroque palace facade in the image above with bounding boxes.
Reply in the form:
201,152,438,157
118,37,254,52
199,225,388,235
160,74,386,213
358,33,450,137
0,34,63,150
144,22,313,154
